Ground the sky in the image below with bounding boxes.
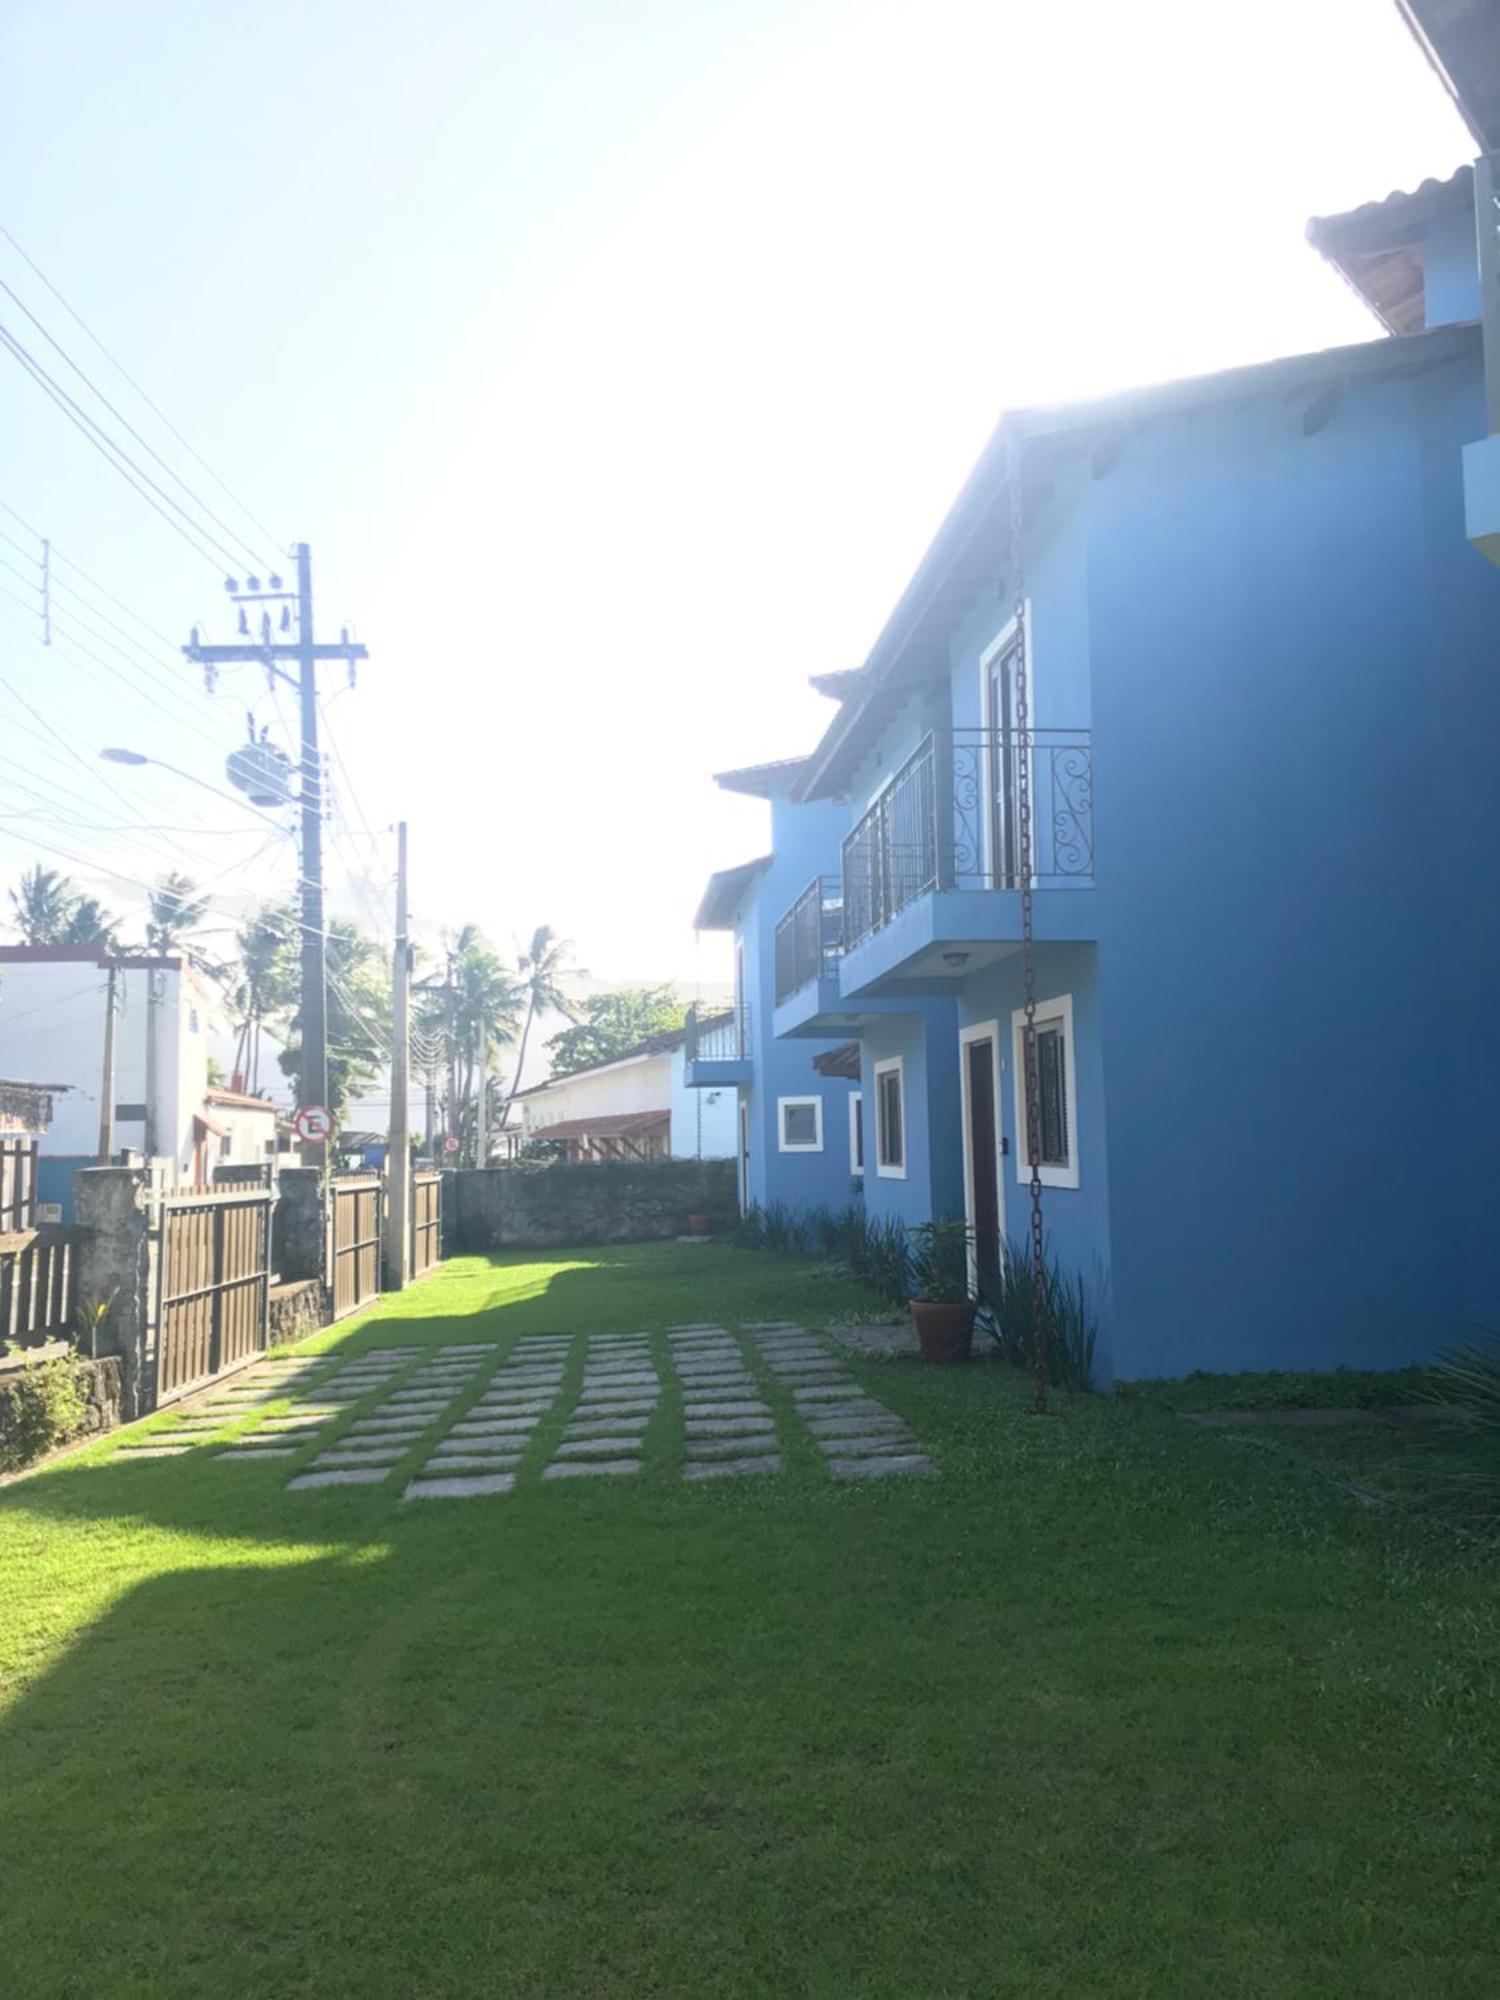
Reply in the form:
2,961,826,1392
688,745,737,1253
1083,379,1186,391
0,0,1474,1071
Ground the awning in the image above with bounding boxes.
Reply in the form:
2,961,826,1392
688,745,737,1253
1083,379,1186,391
530,1110,669,1144
193,1111,231,1141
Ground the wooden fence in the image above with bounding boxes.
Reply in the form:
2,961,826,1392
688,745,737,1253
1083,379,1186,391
154,1188,272,1405
412,1173,442,1278
329,1175,383,1319
0,1226,79,1349
0,1138,38,1233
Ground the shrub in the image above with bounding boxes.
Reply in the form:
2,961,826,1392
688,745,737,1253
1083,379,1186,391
0,1355,89,1473
907,1219,974,1304
978,1240,1098,1392
851,1214,910,1310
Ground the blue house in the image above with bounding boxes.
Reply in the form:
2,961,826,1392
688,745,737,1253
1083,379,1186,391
754,13,1500,1381
688,756,861,1214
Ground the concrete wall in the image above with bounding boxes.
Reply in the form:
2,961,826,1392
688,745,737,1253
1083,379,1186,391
449,1158,738,1249
857,1001,966,1233
732,789,862,1213
0,952,217,1181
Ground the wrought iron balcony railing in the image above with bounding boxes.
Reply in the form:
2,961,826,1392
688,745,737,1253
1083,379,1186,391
684,1001,752,1064
773,875,844,1004
841,727,1094,951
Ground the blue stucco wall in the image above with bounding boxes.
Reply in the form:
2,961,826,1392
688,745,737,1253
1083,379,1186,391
953,943,1114,1375
731,786,860,1213
1081,342,1500,1378
856,1001,965,1232
1423,201,1481,329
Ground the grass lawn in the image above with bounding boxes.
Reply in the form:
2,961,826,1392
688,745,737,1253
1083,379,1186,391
2,1240,1498,1997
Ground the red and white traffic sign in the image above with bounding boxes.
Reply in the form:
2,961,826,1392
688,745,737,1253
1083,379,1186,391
293,1103,334,1144
442,1134,461,1154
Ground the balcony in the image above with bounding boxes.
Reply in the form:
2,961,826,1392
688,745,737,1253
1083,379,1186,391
838,727,1095,994
772,875,864,1038
682,1002,752,1086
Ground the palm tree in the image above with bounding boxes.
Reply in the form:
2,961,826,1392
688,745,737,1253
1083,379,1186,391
8,865,79,943
441,925,524,1163
502,925,578,1122
146,872,211,960
58,896,120,951
231,903,299,1093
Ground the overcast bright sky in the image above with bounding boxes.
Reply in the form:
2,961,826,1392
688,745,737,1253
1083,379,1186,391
0,0,1471,1011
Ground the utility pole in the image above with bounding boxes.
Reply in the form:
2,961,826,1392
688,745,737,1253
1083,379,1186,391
385,822,411,1290
295,542,328,1167
97,962,117,1163
475,1023,488,1169
143,966,159,1158
184,543,366,1175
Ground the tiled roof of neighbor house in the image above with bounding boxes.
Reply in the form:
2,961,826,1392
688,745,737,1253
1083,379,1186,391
1396,0,1500,148
794,319,1479,801
0,1079,68,1133
529,1109,669,1142
512,1023,690,1097
694,854,772,930
713,756,809,798
812,1040,861,1080
809,668,865,700
0,946,188,969
204,1088,279,1111
1306,164,1471,334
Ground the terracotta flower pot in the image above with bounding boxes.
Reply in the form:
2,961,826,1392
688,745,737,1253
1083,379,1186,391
687,1212,711,1237
909,1297,977,1365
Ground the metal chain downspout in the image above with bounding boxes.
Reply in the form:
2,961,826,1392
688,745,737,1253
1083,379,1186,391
1009,440,1048,1415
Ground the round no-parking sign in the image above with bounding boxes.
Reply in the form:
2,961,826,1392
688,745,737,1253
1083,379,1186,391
293,1103,334,1144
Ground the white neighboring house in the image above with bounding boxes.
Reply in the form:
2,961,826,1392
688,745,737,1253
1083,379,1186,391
200,1087,281,1171
516,1023,737,1162
0,946,251,1186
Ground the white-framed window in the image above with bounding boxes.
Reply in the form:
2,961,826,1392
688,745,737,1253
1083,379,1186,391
849,1091,864,1176
778,1096,823,1152
1010,992,1079,1189
873,1057,906,1178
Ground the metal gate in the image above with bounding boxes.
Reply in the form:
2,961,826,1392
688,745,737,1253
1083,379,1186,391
329,1175,383,1318
155,1189,272,1405
412,1172,442,1278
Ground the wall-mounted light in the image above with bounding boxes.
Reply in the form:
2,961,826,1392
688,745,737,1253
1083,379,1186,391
942,950,970,969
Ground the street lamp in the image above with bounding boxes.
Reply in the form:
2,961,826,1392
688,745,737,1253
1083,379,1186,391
99,748,292,826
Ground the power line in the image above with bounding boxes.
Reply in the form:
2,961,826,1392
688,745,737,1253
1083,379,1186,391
0,221,284,554
0,322,230,572
0,271,275,575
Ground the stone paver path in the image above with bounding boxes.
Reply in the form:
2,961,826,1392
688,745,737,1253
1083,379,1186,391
154,1323,937,1501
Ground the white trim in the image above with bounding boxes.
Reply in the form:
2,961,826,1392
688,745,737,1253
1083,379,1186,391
979,602,1033,890
873,1056,907,1179
777,1095,823,1153
958,1020,1004,1279
1009,992,1079,1190
848,1089,864,1176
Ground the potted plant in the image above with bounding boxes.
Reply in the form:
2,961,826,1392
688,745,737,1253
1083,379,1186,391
907,1218,977,1364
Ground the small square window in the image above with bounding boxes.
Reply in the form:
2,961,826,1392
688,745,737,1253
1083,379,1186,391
874,1060,905,1177
778,1097,823,1152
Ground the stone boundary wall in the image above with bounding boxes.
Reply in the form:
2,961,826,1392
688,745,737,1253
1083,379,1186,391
0,1352,124,1472
448,1159,739,1252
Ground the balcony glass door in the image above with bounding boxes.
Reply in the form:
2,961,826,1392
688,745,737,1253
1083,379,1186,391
987,642,1021,890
